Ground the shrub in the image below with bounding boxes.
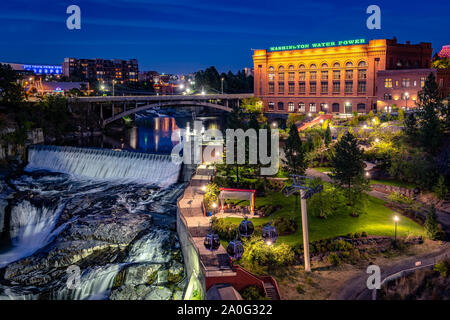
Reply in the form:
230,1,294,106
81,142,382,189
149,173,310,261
361,231,368,237
211,217,238,241
273,216,297,235
240,285,269,300
434,260,449,278
328,253,341,266
388,192,414,205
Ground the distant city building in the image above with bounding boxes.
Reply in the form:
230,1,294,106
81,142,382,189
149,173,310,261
63,58,138,83
243,67,254,77
253,38,433,114
438,45,450,58
1,62,62,77
38,82,90,95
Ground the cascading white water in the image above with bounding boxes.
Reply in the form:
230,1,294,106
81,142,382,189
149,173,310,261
127,229,172,264
26,145,181,187
0,201,65,268
55,264,122,300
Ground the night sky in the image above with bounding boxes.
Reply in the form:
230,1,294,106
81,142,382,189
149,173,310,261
0,0,448,74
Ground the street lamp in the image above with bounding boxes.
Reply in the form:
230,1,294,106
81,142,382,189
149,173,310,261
221,77,224,95
112,80,116,96
404,92,410,110
393,215,399,243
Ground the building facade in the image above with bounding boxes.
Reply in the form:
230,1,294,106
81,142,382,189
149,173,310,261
253,38,432,114
63,58,138,83
377,67,450,112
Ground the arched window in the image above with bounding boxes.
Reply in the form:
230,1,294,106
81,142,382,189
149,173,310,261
288,65,295,70
346,61,353,68
268,66,275,81
358,61,367,67
278,65,285,71
332,103,340,113
277,102,284,110
344,102,352,114
268,102,274,110
321,63,328,69
299,64,306,70
288,102,295,112
357,103,366,112
333,62,340,68
310,64,317,69
268,66,274,71
278,66,285,82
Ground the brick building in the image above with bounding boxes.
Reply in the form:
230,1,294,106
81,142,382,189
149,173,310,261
253,38,432,114
63,58,138,83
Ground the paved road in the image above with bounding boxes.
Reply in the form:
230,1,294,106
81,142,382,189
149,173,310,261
336,242,450,300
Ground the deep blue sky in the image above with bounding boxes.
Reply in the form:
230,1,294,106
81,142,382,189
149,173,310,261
0,0,448,74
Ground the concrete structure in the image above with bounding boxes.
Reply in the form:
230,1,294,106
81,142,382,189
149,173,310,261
253,38,432,114
68,94,252,127
63,58,138,83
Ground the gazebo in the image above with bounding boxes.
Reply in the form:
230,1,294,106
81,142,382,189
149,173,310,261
218,188,256,215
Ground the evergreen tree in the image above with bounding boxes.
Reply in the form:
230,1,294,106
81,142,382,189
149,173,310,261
403,112,418,138
0,63,24,104
417,73,443,154
282,123,308,176
330,131,369,216
424,205,444,240
324,124,332,146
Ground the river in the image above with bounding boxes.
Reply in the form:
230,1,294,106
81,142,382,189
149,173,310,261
0,113,223,300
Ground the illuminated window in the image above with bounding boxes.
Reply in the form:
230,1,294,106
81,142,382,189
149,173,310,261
321,81,328,94
310,64,317,69
321,71,328,80
288,102,295,112
384,78,393,88
288,82,295,94
358,81,366,93
298,102,305,112
299,82,306,94
358,69,367,80
333,70,341,80
309,103,316,112
310,71,317,81
309,82,316,94
278,66,285,81
299,64,306,70
384,93,392,100
278,82,284,94
289,65,295,70
268,102,274,110
345,81,353,93
346,61,353,68
299,72,306,81
420,77,426,87
333,81,340,93
402,78,410,87
268,82,274,94
333,62,340,68
288,72,295,81
345,70,353,80
321,63,328,69
268,66,275,81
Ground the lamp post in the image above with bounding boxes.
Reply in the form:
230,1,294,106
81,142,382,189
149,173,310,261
283,175,323,272
221,77,224,95
112,80,116,96
393,215,399,243
404,92,409,110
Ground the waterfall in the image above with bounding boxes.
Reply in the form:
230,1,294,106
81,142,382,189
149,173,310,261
54,264,122,300
127,229,172,264
0,201,65,268
26,145,181,187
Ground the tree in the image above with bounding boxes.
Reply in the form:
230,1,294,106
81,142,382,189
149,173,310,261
330,132,369,216
282,123,308,176
403,112,418,139
398,108,405,122
433,175,449,200
417,73,443,154
424,205,444,240
0,63,24,104
324,124,332,146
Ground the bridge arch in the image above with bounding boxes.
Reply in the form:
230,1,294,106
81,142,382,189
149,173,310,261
103,100,233,126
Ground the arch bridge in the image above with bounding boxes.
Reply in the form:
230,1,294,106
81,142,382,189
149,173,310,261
68,94,253,127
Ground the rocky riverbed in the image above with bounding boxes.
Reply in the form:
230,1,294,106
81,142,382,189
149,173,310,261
0,170,187,300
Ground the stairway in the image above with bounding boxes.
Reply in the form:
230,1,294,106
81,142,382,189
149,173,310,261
264,282,280,300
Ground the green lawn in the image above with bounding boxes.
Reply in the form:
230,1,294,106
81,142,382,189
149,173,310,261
223,192,423,246
370,179,416,189
312,167,332,173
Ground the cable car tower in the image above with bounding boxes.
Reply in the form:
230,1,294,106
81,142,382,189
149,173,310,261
283,175,323,272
